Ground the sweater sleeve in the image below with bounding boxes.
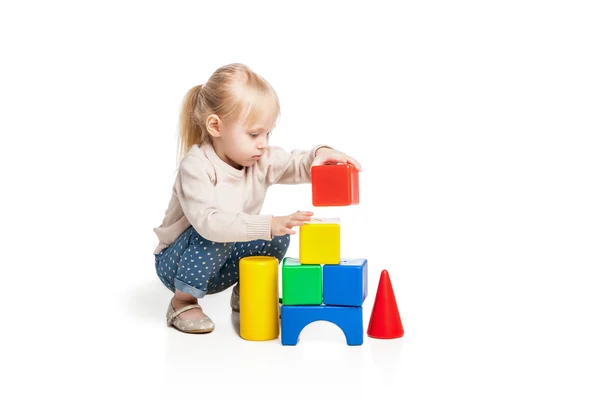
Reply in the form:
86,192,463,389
176,155,273,243
264,144,328,185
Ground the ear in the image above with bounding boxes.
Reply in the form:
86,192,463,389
206,114,222,138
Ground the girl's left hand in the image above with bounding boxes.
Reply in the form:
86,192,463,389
312,147,362,172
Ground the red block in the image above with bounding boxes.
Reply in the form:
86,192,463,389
311,163,360,207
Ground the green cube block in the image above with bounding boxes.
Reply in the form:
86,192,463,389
282,257,322,305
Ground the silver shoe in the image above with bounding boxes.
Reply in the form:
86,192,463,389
166,302,215,333
230,283,240,312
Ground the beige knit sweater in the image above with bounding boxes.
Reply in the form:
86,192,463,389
153,142,324,254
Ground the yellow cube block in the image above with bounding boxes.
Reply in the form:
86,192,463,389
299,218,341,264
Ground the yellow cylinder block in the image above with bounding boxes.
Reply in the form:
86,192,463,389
239,256,280,341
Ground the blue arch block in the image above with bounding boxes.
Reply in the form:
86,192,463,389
281,305,363,346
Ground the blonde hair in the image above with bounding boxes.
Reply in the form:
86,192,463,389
177,63,280,161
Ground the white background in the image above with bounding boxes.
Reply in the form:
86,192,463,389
1,1,599,399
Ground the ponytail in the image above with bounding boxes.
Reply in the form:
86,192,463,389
177,84,206,162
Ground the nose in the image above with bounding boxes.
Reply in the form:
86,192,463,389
257,137,268,150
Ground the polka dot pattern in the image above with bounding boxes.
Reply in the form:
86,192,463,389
155,226,290,298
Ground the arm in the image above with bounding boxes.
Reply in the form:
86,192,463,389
264,144,329,185
176,156,273,242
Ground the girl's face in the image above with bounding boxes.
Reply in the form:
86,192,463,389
212,110,276,170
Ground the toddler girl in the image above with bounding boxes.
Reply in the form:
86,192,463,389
153,63,361,334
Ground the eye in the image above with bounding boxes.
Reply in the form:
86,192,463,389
249,133,259,138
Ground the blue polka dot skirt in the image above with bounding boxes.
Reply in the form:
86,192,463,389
154,226,290,298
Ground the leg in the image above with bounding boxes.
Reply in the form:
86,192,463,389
155,226,234,326
174,235,234,298
206,234,290,294
156,226,235,296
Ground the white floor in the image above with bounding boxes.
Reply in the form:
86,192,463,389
119,279,405,400
16,263,596,400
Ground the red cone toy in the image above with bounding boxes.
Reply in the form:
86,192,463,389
367,269,404,339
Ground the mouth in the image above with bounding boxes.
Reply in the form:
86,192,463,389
252,155,262,160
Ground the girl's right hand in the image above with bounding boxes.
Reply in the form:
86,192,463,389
271,211,314,236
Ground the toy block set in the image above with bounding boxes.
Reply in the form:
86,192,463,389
281,255,368,345
238,163,404,346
